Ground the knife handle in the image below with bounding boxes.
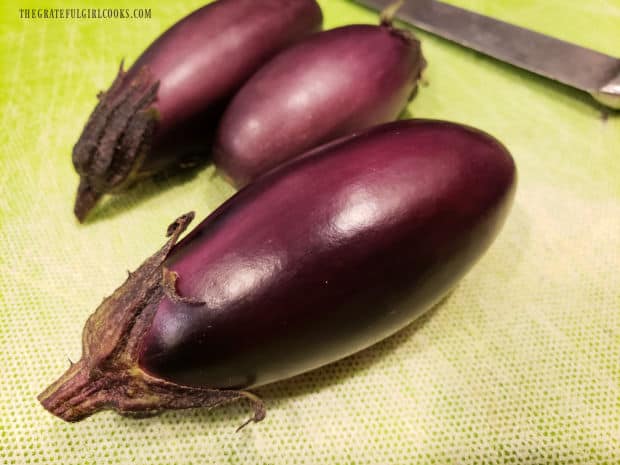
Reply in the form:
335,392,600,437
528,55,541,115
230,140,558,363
591,72,620,110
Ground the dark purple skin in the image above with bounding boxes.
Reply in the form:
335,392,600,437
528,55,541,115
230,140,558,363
39,120,516,424
72,0,322,221
214,23,425,187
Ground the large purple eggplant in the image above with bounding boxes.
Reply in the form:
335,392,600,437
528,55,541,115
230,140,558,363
214,14,425,187
72,0,322,221
40,120,516,424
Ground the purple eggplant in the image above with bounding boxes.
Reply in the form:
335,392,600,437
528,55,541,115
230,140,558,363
213,12,425,187
40,120,516,424
72,0,322,221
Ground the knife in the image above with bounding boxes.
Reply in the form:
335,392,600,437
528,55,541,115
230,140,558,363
354,0,620,109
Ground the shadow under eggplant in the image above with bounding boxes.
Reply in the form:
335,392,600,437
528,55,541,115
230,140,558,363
82,158,211,224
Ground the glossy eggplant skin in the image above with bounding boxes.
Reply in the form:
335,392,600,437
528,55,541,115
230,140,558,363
213,24,425,187
139,120,516,390
72,0,322,221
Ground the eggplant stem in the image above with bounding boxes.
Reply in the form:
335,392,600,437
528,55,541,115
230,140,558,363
38,212,266,426
73,179,103,223
380,0,405,26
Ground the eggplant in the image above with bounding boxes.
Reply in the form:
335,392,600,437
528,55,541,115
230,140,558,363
72,0,322,221
40,120,516,424
213,10,425,187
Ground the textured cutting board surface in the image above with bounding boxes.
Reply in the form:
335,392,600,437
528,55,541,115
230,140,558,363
1,0,619,464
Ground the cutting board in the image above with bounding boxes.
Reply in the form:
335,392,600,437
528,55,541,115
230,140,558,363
1,0,618,463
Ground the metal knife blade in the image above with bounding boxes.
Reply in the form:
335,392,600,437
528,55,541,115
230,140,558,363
354,0,620,109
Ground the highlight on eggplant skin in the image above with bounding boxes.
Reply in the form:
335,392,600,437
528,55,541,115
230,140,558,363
71,0,322,222
39,120,516,423
213,17,425,187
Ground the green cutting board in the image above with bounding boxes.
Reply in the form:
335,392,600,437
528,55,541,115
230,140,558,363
1,1,618,464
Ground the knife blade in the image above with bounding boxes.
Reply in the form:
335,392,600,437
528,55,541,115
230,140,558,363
354,0,620,109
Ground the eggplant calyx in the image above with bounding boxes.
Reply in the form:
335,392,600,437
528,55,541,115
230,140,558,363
38,212,266,426
38,359,265,424
72,60,160,222
162,268,206,306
